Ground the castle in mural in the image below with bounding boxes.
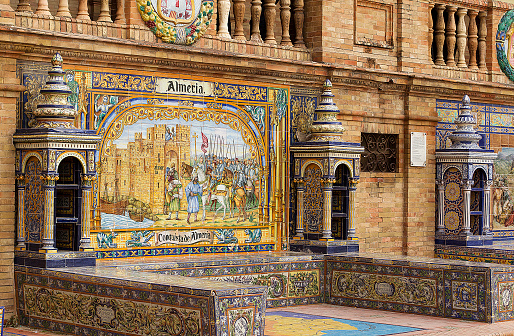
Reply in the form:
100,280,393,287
99,120,261,230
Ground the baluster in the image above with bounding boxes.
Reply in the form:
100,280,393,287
218,0,231,38
280,0,292,46
56,0,72,17
434,4,446,65
35,0,52,16
263,0,277,44
115,0,126,24
16,0,32,12
293,0,305,47
428,2,434,63
445,6,457,67
250,0,263,42
98,0,113,22
456,8,468,68
76,0,90,20
233,0,246,40
468,9,479,70
478,11,487,70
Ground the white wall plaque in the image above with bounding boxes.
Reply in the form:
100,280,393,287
410,132,426,167
156,78,213,96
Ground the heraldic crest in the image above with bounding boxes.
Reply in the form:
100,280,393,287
137,0,214,45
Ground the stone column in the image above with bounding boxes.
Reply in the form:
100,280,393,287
468,10,479,70
280,0,292,46
97,0,112,22
436,179,445,234
445,6,457,67
16,0,31,12
434,4,446,65
15,175,26,251
115,0,126,24
250,0,263,42
35,0,52,16
478,11,487,70
347,179,358,240
294,178,304,239
233,0,246,40
461,179,472,235
428,2,434,63
76,0,90,20
321,178,334,240
293,0,305,48
483,180,493,235
456,8,468,68
56,0,71,17
39,174,58,253
80,174,95,251
217,0,231,38
263,0,277,44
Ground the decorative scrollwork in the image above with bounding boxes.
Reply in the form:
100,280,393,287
361,133,397,173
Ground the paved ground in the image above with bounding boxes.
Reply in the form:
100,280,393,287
5,304,514,335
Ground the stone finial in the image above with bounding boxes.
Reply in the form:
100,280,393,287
31,53,77,129
308,79,345,142
449,95,482,149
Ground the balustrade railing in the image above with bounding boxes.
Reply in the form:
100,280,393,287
10,0,306,48
429,3,487,70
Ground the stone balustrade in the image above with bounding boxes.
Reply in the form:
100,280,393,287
430,2,488,70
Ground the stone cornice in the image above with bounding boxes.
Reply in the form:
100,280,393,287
4,34,514,105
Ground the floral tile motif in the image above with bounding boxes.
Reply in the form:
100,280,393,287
499,281,514,312
23,285,203,335
331,270,438,307
227,307,255,336
451,281,478,311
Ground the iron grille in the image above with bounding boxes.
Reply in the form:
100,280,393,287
361,133,397,173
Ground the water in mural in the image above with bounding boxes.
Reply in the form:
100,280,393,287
98,118,261,230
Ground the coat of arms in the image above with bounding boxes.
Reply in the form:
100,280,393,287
137,0,213,45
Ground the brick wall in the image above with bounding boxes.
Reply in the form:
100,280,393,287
0,56,22,320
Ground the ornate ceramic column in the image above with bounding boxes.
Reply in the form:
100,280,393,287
80,174,95,251
321,178,335,240
233,0,246,40
436,179,445,234
294,178,304,239
250,0,263,42
40,174,58,253
468,10,479,70
461,179,472,235
445,6,457,67
280,0,292,46
478,11,487,70
218,0,231,38
15,175,26,251
347,179,358,240
456,8,468,68
434,4,446,65
483,180,493,234
263,0,277,44
293,0,305,47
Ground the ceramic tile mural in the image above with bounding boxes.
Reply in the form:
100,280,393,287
436,99,514,240
18,61,292,257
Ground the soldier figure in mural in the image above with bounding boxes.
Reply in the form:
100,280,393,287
186,175,203,224
165,164,182,220
94,95,115,129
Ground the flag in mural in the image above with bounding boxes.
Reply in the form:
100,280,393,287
201,131,208,153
